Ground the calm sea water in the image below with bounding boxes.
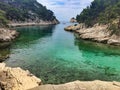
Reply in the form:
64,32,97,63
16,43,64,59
2,23,120,84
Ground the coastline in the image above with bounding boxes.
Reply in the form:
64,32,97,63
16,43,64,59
8,21,60,27
0,28,19,42
0,63,120,90
0,28,19,61
0,63,41,90
0,21,59,43
32,80,120,90
64,24,120,46
0,21,59,61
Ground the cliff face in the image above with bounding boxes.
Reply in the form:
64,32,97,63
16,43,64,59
76,0,120,34
0,0,59,26
76,0,120,26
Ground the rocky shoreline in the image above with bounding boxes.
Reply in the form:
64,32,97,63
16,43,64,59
0,28,18,42
0,20,59,43
0,63,41,90
0,28,19,61
31,80,120,90
0,63,120,90
65,24,120,46
8,20,59,27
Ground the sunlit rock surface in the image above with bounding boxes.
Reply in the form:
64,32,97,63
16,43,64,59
65,24,120,45
0,63,41,90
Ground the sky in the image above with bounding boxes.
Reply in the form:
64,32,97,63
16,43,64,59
37,0,93,21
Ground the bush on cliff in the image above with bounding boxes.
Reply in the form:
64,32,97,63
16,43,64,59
76,0,120,33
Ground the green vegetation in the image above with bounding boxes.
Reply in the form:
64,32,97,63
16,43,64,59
0,0,58,27
76,0,120,29
0,10,8,27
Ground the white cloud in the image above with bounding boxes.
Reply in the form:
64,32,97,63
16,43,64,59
37,0,93,21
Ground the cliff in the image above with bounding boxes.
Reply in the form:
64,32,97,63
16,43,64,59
65,0,120,45
76,0,120,27
0,0,59,27
0,0,59,47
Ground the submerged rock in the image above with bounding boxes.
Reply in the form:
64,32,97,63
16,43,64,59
0,63,41,90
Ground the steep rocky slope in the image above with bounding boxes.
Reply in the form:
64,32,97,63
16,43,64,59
0,0,59,27
65,0,120,45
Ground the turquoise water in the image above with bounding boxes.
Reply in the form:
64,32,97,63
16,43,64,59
3,23,120,84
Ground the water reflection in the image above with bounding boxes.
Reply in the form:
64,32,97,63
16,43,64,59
12,25,56,49
74,39,120,55
0,47,10,62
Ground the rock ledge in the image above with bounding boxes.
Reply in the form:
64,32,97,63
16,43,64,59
65,24,120,46
0,63,41,90
0,28,18,42
31,80,120,90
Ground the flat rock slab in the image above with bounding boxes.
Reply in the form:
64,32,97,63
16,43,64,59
30,80,120,90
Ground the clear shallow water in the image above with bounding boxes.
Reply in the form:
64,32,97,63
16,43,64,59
2,23,120,84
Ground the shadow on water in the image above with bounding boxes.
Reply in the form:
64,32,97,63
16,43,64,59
1,25,55,62
0,42,12,62
74,39,120,56
12,25,56,48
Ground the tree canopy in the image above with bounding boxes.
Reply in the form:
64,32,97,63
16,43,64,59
76,0,120,27
0,0,58,26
